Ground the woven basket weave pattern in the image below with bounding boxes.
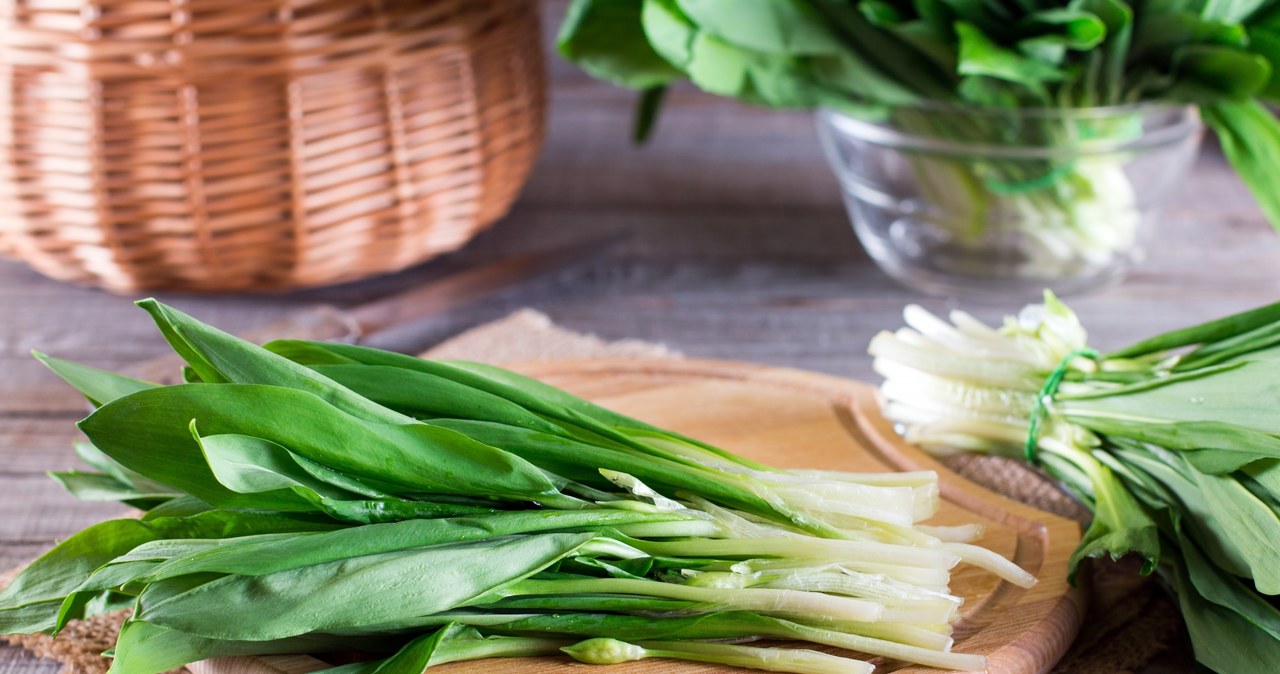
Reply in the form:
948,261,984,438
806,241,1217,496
0,0,546,291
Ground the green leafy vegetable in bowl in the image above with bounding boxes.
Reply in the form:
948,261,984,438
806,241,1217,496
0,300,1034,674
872,293,1280,674
558,0,1280,282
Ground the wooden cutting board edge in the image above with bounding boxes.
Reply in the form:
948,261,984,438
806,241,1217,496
193,357,1086,674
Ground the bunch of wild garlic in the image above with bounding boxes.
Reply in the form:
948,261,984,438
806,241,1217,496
0,301,1033,674
560,0,1280,269
873,293,1280,674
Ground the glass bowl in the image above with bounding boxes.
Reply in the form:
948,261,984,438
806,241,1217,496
816,103,1203,297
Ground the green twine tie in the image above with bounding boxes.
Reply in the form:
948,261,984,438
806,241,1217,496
1025,348,1098,465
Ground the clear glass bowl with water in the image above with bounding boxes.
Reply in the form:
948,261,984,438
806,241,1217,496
817,103,1203,297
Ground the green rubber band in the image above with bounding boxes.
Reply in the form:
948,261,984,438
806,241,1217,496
1025,348,1098,465
983,162,1078,196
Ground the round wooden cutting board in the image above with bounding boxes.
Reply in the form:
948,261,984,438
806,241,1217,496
193,358,1085,674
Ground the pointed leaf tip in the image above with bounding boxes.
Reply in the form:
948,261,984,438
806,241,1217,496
133,299,230,385
36,352,158,407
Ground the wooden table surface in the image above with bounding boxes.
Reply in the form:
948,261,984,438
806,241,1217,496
2,3,1272,672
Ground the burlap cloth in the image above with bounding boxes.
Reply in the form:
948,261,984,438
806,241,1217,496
2,309,1178,673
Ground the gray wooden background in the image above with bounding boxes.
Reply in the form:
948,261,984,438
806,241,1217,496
2,1,1274,671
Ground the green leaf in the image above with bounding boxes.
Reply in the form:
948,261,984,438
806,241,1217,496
0,511,335,634
914,0,957,37
80,384,565,506
1067,417,1280,473
937,0,1005,34
641,0,929,107
315,624,567,674
1244,459,1280,500
426,362,772,470
55,561,162,634
1166,547,1280,674
463,610,786,641
72,441,173,497
958,75,1034,105
307,364,566,436
48,471,177,505
1071,0,1133,104
1201,0,1270,23
675,0,844,54
302,494,495,525
642,0,699,68
115,511,686,585
139,496,215,521
1130,12,1248,63
557,0,685,90
1063,356,1280,435
1187,463,1280,593
459,609,982,669
1114,446,1255,578
137,300,406,425
194,430,356,499
483,594,694,613
1174,319,1280,371
811,0,956,98
809,50,928,105
849,1,962,81
1015,35,1069,64
1251,31,1280,100
1167,45,1271,100
1062,452,1160,580
1179,534,1280,641
0,520,166,632
955,21,1064,98
111,620,360,674
269,342,651,433
1204,99,1280,232
633,85,668,143
1018,8,1100,51
876,18,960,73
428,419,835,537
272,341,770,473
1107,297,1280,358
33,352,158,407
1182,449,1280,474
1247,3,1280,100
134,300,228,385
187,431,481,524
683,31,816,106
136,533,597,641
73,441,130,480
859,0,903,26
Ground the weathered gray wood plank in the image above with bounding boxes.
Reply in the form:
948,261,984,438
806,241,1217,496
0,419,87,474
0,475,128,543
0,651,55,674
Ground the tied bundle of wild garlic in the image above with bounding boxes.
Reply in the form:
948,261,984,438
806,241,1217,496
0,300,1034,674
559,0,1280,270
872,293,1280,674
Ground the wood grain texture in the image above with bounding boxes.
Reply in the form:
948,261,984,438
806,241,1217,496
194,358,1085,674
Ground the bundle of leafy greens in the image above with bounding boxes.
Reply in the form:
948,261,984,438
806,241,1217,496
0,300,1035,674
871,293,1280,674
558,0,1280,272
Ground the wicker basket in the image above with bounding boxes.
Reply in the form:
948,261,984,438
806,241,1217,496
0,0,546,292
